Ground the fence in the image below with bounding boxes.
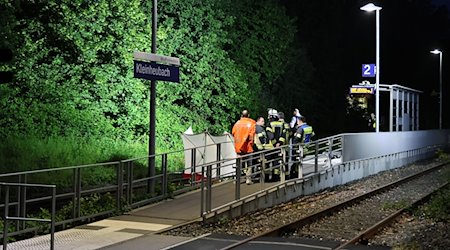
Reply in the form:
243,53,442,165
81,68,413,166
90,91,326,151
0,140,238,242
202,144,443,222
197,135,344,216
1,182,56,250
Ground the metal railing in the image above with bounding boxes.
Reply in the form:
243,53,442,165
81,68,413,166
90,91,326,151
202,144,444,222
1,182,56,250
0,140,239,240
197,134,344,215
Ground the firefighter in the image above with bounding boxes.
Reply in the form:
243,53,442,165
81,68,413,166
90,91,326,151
265,109,287,181
254,116,271,151
266,109,287,148
291,116,315,178
278,112,291,145
293,116,315,144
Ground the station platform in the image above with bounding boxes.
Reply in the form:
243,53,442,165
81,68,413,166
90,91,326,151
4,180,279,250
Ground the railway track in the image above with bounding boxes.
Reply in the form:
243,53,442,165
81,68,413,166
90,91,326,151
218,162,449,250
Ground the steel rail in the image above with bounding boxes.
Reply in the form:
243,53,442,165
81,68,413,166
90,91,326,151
219,162,448,250
335,181,449,250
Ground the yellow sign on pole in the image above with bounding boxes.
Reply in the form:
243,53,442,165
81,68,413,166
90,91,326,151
349,86,375,94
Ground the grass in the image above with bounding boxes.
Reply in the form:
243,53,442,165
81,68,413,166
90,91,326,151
0,135,146,173
381,200,409,211
0,135,188,187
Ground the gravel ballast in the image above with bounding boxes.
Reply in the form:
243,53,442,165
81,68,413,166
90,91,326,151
163,160,449,249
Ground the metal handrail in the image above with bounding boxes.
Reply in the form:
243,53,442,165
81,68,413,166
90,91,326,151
1,182,56,250
203,144,441,221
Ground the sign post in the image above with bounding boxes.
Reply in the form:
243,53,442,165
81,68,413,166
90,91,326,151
136,0,181,195
133,50,180,196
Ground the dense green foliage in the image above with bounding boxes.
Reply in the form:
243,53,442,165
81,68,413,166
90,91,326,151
1,0,150,140
0,0,312,171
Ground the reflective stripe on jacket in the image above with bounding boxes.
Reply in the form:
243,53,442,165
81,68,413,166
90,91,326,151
294,123,314,144
266,121,287,146
254,124,272,150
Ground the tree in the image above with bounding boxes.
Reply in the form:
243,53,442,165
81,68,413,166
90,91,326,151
0,0,150,140
0,0,306,152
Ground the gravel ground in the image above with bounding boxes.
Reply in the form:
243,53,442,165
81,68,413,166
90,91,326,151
371,187,450,250
163,159,449,249
371,214,450,250
290,168,447,242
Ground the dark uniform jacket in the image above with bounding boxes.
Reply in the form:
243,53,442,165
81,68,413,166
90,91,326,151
293,123,314,144
266,120,287,147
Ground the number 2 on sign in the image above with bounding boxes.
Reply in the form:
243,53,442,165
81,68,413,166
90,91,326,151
362,64,376,77
363,65,371,75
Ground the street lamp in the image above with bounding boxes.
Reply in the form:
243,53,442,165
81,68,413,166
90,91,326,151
361,3,382,132
430,49,443,129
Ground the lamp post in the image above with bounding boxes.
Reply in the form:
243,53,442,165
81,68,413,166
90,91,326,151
361,3,382,132
430,49,443,129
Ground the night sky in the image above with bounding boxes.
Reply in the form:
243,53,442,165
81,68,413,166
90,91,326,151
280,0,450,131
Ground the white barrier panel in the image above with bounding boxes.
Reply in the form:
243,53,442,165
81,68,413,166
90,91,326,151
181,132,236,178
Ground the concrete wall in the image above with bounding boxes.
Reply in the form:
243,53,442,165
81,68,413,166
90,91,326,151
342,129,450,162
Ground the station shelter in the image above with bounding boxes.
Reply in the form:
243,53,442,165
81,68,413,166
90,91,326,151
349,83,422,132
379,84,422,132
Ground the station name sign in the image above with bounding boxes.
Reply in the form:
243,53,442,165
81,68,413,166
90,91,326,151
133,51,180,83
134,61,179,82
349,86,375,94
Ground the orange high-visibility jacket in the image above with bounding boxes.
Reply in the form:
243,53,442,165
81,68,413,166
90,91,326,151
232,117,256,154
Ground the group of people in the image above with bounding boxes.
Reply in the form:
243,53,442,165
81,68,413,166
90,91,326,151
231,108,315,184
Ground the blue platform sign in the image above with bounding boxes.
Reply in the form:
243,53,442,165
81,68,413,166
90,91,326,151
362,64,376,77
134,60,180,83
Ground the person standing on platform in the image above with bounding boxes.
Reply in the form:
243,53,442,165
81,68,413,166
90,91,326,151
265,109,287,181
293,116,315,144
289,108,302,133
254,116,270,151
232,110,256,184
291,116,315,179
278,111,291,176
278,112,291,145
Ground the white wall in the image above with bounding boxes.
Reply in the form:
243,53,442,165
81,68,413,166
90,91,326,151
342,129,450,162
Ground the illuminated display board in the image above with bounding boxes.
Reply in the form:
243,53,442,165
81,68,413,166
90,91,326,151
349,86,375,94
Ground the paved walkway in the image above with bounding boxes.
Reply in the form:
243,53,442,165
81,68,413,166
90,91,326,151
3,180,279,250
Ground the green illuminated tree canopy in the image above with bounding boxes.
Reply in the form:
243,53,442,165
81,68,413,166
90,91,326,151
0,0,309,152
